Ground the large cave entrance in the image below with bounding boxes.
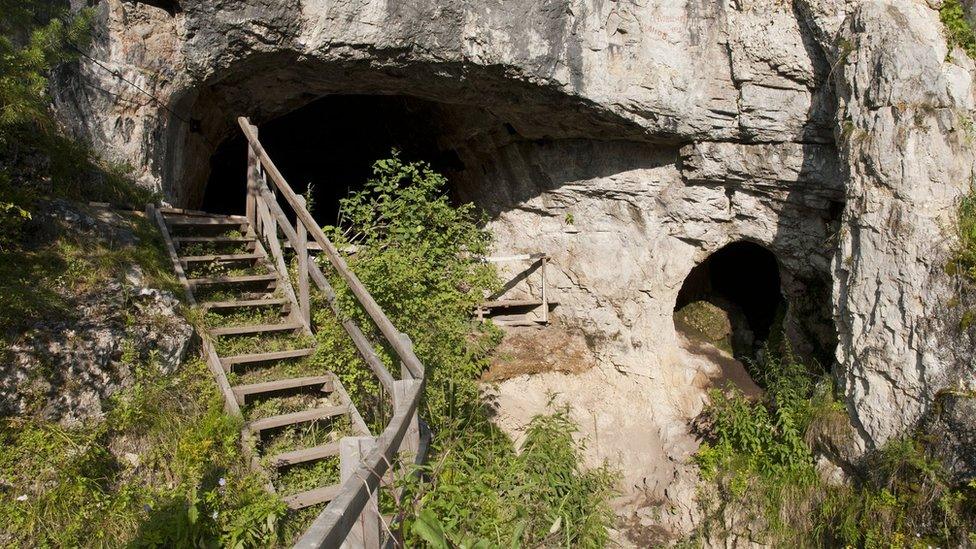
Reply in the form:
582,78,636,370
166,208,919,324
201,95,471,223
674,241,786,362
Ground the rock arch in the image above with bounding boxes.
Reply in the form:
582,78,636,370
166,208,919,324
674,240,786,361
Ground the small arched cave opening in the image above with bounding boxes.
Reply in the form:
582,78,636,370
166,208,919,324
201,95,475,224
674,241,787,363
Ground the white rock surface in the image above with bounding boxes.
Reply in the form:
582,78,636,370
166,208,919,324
831,1,976,449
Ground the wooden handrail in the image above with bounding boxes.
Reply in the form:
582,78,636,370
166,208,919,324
255,185,396,392
238,117,426,547
294,379,422,548
238,117,423,380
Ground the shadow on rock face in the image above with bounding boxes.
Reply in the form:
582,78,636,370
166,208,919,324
925,392,976,485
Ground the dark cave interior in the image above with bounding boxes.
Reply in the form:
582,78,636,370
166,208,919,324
201,94,469,224
675,241,786,360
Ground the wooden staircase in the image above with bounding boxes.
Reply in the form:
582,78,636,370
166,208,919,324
150,117,427,548
153,207,371,511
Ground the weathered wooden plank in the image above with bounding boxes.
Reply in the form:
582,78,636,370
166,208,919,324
152,206,196,306
282,484,342,510
232,375,334,405
257,187,395,392
246,127,259,229
209,321,303,337
150,204,242,419
246,405,348,434
339,437,380,548
219,347,315,370
393,380,420,461
180,253,262,264
296,195,311,329
244,197,308,343
293,380,422,549
159,206,244,219
479,298,559,309
201,297,289,310
492,319,546,327
174,235,255,244
257,203,310,337
541,256,549,324
166,216,247,227
188,273,277,286
332,376,371,437
480,253,546,263
270,441,341,468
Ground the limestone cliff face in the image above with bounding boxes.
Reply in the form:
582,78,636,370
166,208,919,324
832,2,976,449
53,0,976,529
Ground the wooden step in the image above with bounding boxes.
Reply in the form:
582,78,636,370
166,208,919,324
209,321,304,337
282,483,342,510
220,348,316,370
166,216,248,227
159,206,245,219
188,273,277,286
246,405,348,434
181,253,263,264
269,441,340,468
201,298,289,311
174,236,255,244
232,375,334,405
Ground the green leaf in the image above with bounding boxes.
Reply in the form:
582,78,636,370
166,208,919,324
412,509,449,548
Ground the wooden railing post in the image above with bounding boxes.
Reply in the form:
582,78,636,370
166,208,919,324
540,255,549,325
339,437,380,549
245,124,260,232
296,195,311,328
392,380,420,463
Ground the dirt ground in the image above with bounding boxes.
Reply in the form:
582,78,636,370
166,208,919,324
483,322,763,545
482,323,597,382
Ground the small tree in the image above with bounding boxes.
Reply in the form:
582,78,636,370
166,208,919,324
321,151,498,428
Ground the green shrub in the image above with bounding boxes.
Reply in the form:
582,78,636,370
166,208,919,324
950,185,976,280
692,347,976,547
319,151,499,430
407,409,617,548
941,0,976,59
0,359,284,547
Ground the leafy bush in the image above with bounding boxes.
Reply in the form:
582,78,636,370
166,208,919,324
0,359,284,547
319,151,499,430
949,185,976,280
692,347,976,547
408,410,617,548
941,0,976,59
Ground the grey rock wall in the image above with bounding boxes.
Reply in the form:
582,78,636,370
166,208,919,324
832,1,976,449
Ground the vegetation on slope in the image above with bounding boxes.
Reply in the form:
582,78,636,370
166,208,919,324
0,1,161,338
691,347,976,547
1,359,284,547
949,185,976,282
0,5,281,546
